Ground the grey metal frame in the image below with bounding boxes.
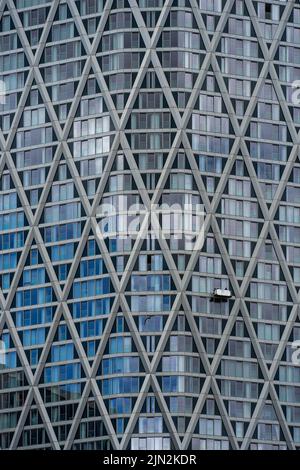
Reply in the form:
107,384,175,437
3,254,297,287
0,0,299,450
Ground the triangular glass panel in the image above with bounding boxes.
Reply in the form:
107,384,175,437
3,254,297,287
274,157,300,294
38,155,85,288
249,398,289,450
66,229,113,304
189,70,236,195
18,1,52,52
96,317,146,440
75,0,108,45
101,312,143,440
187,391,231,450
0,319,31,448
252,0,287,46
39,2,87,127
216,156,263,285
36,314,86,447
0,162,31,298
245,76,293,207
156,5,206,113
157,312,207,421
0,6,30,139
128,386,175,450
97,3,147,111
198,0,228,39
124,61,177,147
216,0,265,115
156,154,207,270
246,235,293,366
274,6,300,131
125,237,177,352
71,230,110,363
187,232,237,361
95,148,146,279
9,81,58,215
216,313,266,447
15,243,55,371
38,154,88,288
276,319,300,449
67,72,114,204
16,396,53,449
9,237,58,377
139,0,168,32
72,392,112,450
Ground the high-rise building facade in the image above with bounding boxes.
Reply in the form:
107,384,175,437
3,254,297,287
0,0,300,451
